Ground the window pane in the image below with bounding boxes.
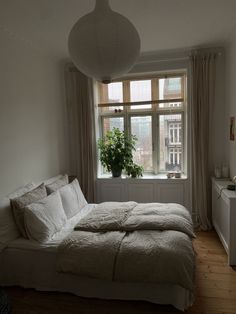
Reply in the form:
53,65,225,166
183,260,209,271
131,116,152,171
159,102,183,109
159,114,182,172
100,82,123,112
130,80,151,110
103,117,124,135
108,82,123,103
159,77,182,100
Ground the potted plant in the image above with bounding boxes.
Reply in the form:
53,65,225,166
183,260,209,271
98,128,143,178
125,163,144,178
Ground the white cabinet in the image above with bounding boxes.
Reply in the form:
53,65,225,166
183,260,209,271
96,177,190,208
127,183,155,203
99,182,126,202
212,178,236,265
159,183,184,204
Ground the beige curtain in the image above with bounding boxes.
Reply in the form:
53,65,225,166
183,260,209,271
190,52,216,230
65,65,96,202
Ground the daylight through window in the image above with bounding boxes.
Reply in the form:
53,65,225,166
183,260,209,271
98,73,187,175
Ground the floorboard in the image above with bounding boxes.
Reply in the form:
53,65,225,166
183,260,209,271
3,231,236,314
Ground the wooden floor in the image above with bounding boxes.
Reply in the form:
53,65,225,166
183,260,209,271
4,231,236,314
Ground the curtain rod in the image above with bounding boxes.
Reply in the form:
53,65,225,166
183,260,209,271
137,47,223,64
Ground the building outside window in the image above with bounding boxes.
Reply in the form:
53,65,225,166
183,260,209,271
97,73,187,175
169,122,181,145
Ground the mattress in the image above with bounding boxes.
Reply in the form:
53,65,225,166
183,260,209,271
0,204,194,311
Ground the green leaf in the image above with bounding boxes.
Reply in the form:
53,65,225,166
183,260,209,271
97,127,142,176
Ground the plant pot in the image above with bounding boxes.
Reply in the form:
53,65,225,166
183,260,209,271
111,168,122,178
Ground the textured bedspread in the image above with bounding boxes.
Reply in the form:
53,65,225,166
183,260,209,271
57,202,195,291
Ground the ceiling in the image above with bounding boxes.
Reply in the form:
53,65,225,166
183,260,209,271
1,0,236,60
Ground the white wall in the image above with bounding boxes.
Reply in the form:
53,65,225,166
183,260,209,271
0,29,68,197
226,28,236,178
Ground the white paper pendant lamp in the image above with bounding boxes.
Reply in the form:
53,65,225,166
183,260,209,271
68,0,141,83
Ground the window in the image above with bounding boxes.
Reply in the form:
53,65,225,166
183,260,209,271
97,73,187,175
159,114,183,172
169,148,182,168
130,116,153,171
169,122,181,144
102,117,124,134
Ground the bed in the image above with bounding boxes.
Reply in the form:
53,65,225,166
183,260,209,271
0,176,195,311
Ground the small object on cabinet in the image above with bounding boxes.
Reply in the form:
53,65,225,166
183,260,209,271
175,172,181,178
214,165,221,178
222,164,229,178
227,184,235,191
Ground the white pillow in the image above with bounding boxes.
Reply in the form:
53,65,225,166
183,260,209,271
0,182,36,252
24,191,67,243
10,183,47,238
59,179,88,219
45,174,69,195
43,174,66,186
7,182,36,199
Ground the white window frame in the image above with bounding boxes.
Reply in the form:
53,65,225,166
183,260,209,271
97,73,187,175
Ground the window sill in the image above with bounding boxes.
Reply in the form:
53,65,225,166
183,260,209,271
97,173,188,180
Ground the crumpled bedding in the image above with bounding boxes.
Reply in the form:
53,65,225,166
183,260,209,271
74,202,195,238
57,202,195,291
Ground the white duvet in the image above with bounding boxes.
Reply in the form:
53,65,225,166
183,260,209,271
57,202,195,291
